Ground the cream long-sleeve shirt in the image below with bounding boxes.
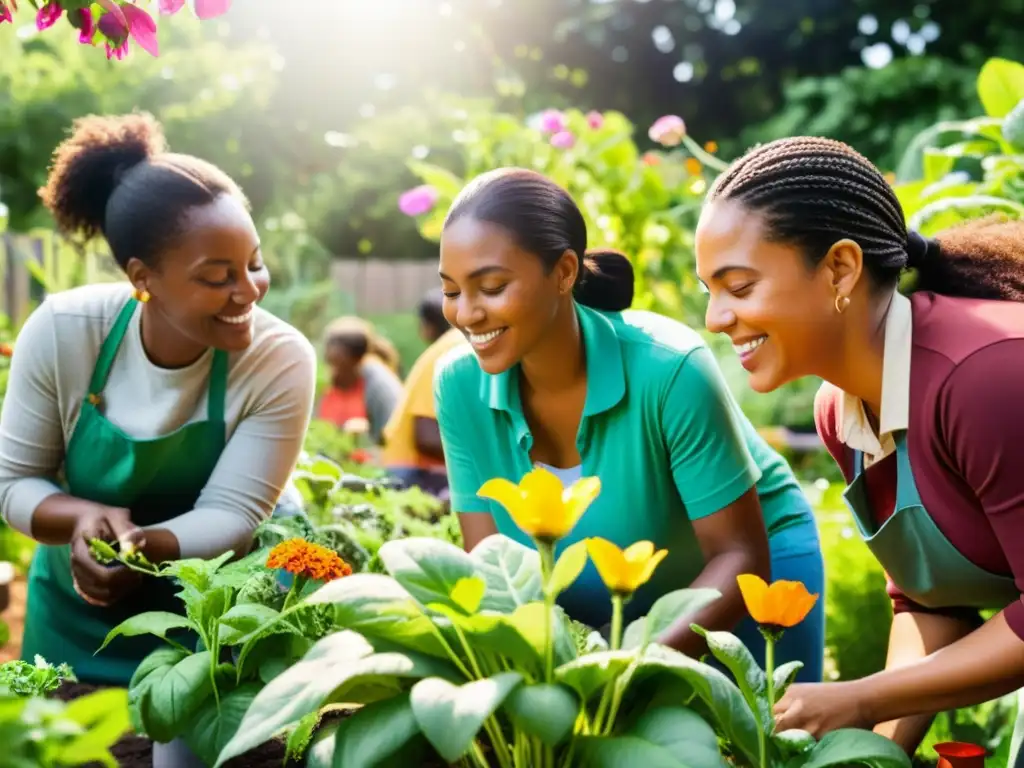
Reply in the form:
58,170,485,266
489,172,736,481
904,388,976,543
0,282,317,559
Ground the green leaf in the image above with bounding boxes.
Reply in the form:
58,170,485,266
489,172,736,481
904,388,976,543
98,612,195,652
555,650,635,703
163,551,235,591
503,682,579,746
136,651,215,743
285,710,321,763
54,688,131,767
797,728,913,768
575,706,728,768
410,672,523,763
548,541,588,598
772,660,803,703
1003,99,1024,150
329,692,428,768
184,683,260,767
306,573,447,658
635,645,761,767
469,534,543,612
773,728,816,759
691,626,770,732
922,148,955,183
622,588,721,650
450,576,486,614
215,631,460,766
305,719,341,768
218,603,298,646
978,58,1024,118
378,537,476,612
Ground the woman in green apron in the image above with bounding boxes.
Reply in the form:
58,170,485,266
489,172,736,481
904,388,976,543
0,114,316,734
695,136,1024,763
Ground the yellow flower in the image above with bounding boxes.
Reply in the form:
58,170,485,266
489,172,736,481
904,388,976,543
478,467,600,542
586,538,667,595
737,574,818,628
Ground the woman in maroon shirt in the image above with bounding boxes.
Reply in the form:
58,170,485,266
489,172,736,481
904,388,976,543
694,135,1024,762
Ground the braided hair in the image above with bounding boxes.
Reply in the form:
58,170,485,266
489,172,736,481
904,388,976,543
708,137,1024,301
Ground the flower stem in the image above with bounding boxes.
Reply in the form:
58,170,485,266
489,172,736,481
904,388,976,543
539,542,556,684
609,595,624,652
759,628,778,768
683,134,729,171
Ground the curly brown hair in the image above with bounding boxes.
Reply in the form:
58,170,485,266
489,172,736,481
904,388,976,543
38,111,246,270
708,136,1024,301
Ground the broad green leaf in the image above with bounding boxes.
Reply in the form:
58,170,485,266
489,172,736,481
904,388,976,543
576,705,729,768
922,149,955,184
798,728,913,768
163,551,235,591
218,603,299,646
548,541,588,598
450,576,486,614
128,646,190,734
978,58,1024,118
691,626,770,732
1003,99,1024,150
55,688,131,767
470,534,543,612
635,645,761,767
378,537,476,612
99,612,195,652
503,682,579,746
306,573,447,658
184,684,260,767
555,650,635,703
772,660,803,703
909,194,1024,234
329,692,428,768
137,651,214,743
431,606,542,672
410,672,523,763
773,728,816,759
215,631,459,766
622,588,721,650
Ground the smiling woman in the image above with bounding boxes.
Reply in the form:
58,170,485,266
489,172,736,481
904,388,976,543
0,111,316,765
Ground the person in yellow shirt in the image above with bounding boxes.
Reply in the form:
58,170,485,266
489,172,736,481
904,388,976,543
382,293,467,495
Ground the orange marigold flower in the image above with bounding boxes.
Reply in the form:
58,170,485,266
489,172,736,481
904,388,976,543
685,157,702,175
703,140,718,153
0,343,13,358
267,538,352,582
737,574,818,629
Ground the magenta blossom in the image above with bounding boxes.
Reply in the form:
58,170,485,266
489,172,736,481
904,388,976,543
106,37,129,60
97,2,158,57
538,109,568,134
398,185,440,217
648,115,686,147
0,2,12,24
550,131,576,149
36,1,62,30
74,8,95,44
586,111,604,130
195,0,231,19
158,0,186,13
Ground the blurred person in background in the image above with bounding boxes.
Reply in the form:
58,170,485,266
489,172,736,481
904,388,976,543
381,291,467,496
317,316,402,444
696,135,1024,763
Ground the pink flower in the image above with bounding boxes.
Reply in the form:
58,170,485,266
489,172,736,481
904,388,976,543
648,115,686,147
35,1,62,30
74,7,95,43
538,109,567,134
97,2,158,58
550,131,576,149
0,2,12,24
194,0,231,19
586,111,604,130
106,37,129,59
158,0,186,13
398,185,439,217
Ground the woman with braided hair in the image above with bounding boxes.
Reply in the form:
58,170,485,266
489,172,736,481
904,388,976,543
695,135,1024,761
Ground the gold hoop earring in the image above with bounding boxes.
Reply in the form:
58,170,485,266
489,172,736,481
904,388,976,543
834,294,850,314
132,288,151,304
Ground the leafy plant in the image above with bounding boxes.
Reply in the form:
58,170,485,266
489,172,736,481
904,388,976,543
0,655,76,697
214,468,911,768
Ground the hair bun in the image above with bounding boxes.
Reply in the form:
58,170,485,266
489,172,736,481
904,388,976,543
574,248,635,311
39,112,167,241
905,230,940,269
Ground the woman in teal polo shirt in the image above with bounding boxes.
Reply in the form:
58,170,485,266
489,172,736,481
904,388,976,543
433,167,825,680
695,136,1024,762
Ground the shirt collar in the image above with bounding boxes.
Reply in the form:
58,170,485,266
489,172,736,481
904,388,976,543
480,303,626,436
838,290,912,459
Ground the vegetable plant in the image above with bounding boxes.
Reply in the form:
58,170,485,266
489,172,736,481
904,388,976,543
214,467,912,768
0,655,76,696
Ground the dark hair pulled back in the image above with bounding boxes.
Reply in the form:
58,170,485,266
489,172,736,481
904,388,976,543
708,136,1024,301
443,168,634,311
38,111,247,271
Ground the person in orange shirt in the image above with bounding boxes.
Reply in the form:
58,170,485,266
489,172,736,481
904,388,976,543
317,317,403,444
382,293,467,495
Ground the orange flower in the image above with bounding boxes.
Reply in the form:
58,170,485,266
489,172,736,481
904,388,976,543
685,157,702,175
703,140,718,153
267,538,352,582
737,574,818,628
0,343,12,358
641,151,661,167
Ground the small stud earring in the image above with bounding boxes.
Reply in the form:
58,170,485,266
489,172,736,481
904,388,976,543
834,294,850,314
132,288,151,303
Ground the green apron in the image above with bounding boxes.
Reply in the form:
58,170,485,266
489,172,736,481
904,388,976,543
20,297,228,686
844,432,1024,766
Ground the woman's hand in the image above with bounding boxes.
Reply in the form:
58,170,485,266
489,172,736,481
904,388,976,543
774,681,873,735
69,505,146,607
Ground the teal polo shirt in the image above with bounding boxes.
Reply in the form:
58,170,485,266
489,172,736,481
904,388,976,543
434,303,809,629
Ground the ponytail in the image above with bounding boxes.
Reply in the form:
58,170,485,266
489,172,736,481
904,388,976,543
573,248,635,312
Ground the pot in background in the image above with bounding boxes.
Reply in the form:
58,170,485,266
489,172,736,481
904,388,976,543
934,742,986,768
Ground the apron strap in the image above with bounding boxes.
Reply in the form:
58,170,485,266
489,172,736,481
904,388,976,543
208,349,228,425
87,298,138,397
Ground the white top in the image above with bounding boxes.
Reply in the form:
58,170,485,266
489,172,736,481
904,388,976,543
0,282,317,559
